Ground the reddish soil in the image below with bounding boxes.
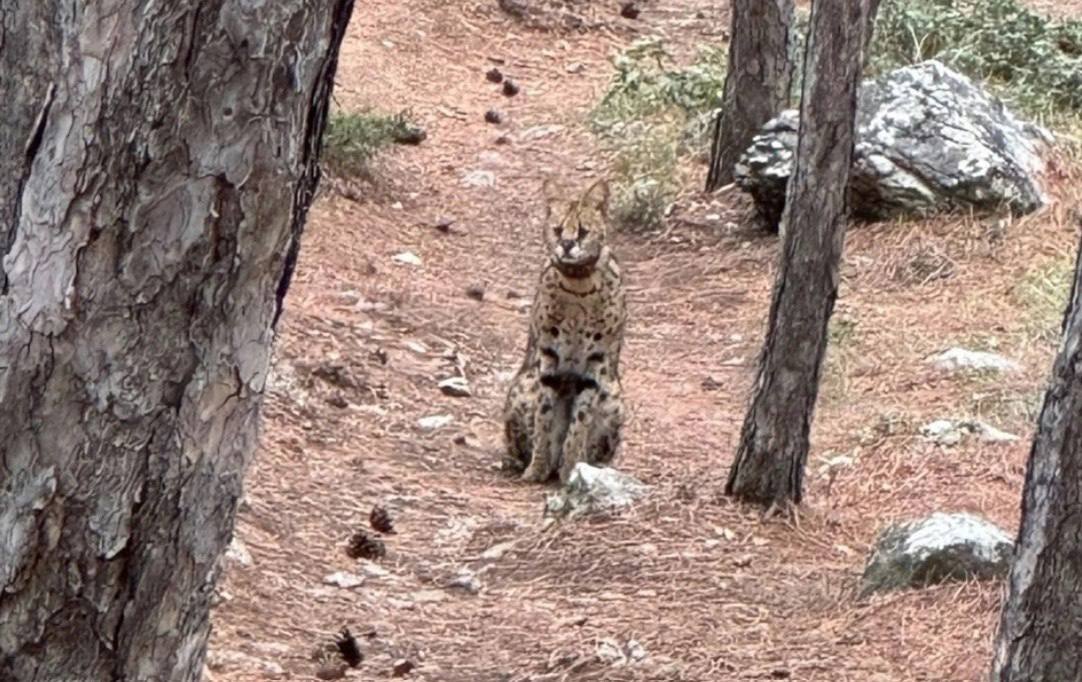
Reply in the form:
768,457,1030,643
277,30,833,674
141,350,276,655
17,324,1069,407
207,1,1082,680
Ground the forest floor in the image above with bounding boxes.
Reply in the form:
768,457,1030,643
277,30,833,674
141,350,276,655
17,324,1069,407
208,1,1082,680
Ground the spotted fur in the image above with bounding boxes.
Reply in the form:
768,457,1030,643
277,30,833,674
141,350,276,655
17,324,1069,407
503,179,627,483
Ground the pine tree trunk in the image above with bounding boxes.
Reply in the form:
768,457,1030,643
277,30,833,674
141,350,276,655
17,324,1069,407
990,228,1082,680
705,0,794,191
0,1,353,679
725,0,877,506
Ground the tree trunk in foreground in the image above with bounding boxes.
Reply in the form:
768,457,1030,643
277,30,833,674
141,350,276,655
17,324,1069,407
705,0,794,191
991,227,1082,680
0,1,353,679
725,0,878,507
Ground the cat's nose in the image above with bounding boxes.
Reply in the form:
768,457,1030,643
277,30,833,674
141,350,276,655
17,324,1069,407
559,239,576,254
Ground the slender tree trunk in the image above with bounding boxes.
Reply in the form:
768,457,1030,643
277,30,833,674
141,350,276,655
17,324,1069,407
0,1,353,679
990,226,1082,680
705,0,794,191
725,0,878,506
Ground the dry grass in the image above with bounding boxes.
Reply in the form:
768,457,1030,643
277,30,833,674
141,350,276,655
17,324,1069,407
206,1,1082,680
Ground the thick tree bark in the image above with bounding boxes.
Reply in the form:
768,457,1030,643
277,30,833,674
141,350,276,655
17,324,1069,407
0,1,353,679
725,0,878,506
705,0,794,191
991,227,1082,680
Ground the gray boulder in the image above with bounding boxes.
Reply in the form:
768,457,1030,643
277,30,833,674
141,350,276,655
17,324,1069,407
860,512,1013,597
735,61,1051,230
544,463,648,519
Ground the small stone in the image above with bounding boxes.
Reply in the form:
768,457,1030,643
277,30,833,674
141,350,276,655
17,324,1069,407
392,251,422,267
620,2,641,19
418,415,454,431
929,347,1021,374
494,135,511,146
733,554,753,568
392,659,416,677
211,587,234,605
323,571,364,589
486,67,504,83
391,201,404,210
315,665,347,680
462,169,496,187
226,537,253,567
597,639,626,666
481,540,516,560
438,377,472,397
447,568,483,594
860,512,1013,596
465,284,485,301
920,418,1020,446
714,526,736,541
484,110,502,124
502,79,520,97
434,217,454,233
627,640,647,663
544,463,649,519
566,62,585,74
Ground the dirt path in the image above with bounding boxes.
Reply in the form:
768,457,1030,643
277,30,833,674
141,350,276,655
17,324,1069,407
208,1,1080,680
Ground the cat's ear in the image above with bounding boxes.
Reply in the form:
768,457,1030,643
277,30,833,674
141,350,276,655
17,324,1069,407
581,178,610,216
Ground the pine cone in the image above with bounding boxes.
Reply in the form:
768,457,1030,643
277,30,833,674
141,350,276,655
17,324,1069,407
335,627,364,668
346,531,386,560
369,505,396,535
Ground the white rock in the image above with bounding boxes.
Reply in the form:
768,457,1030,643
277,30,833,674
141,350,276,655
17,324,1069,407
225,537,253,567
545,463,649,519
461,169,496,187
929,347,1021,373
480,541,516,561
737,61,1049,230
323,571,364,589
920,419,965,446
438,376,472,397
861,512,1013,596
920,418,1020,446
417,414,454,431
392,251,422,267
447,568,483,594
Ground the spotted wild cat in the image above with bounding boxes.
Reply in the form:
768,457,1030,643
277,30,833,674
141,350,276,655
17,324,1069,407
503,179,627,483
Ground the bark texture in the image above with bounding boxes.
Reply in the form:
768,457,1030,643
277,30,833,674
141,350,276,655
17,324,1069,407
991,226,1082,680
705,0,794,191
725,0,878,506
0,1,353,679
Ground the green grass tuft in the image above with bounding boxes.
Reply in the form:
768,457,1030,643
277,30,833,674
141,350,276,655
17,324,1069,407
869,0,1082,125
1013,255,1075,344
590,39,726,231
322,110,421,177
